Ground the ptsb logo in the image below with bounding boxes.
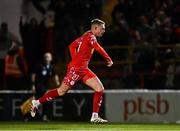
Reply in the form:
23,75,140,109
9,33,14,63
123,94,169,120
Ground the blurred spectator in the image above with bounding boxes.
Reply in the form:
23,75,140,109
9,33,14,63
31,0,48,15
163,48,177,88
166,64,175,88
103,22,130,46
172,0,180,26
0,22,21,89
4,46,28,90
137,15,153,41
41,10,55,55
135,42,165,89
128,25,141,45
69,0,102,35
174,63,180,89
53,0,74,62
19,17,43,73
174,27,180,43
31,52,59,121
154,10,175,45
111,0,139,27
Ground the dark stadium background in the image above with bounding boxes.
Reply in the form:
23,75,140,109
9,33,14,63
0,0,180,123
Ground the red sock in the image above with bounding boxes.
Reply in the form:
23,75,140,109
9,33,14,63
93,91,103,113
39,89,59,104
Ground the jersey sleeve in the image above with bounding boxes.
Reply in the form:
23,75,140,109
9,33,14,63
89,35,112,62
69,38,80,59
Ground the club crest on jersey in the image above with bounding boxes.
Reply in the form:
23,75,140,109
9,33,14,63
70,81,75,86
90,35,96,45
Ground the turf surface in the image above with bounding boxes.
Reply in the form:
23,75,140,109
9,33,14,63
0,122,180,131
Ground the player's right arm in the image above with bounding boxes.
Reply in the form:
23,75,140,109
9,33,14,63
69,38,81,59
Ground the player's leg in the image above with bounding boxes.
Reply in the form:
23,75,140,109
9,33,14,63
82,69,107,123
31,66,81,117
30,82,70,117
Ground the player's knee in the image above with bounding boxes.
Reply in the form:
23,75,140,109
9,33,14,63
96,86,104,92
57,89,66,96
57,82,70,96
57,88,68,96
100,88,104,92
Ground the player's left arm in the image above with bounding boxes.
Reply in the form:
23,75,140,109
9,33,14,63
92,41,113,67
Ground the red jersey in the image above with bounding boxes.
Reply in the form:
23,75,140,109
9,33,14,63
68,31,112,68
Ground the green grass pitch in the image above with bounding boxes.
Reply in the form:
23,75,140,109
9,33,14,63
0,122,180,131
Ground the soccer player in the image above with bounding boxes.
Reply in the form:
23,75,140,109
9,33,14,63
30,18,113,123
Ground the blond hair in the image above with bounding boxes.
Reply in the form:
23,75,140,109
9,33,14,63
91,18,105,26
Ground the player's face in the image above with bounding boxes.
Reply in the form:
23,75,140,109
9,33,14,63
95,24,105,37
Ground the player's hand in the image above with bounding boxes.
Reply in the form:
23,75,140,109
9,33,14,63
107,60,113,67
